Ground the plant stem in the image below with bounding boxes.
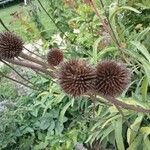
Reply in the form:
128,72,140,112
0,71,40,91
0,18,10,31
1,60,34,85
113,103,138,133
19,52,51,69
1,59,46,91
37,0,72,42
90,0,116,45
23,46,43,60
99,0,121,48
4,59,54,77
105,96,150,113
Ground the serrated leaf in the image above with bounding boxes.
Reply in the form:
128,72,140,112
59,99,73,123
136,27,150,41
101,115,120,129
100,125,114,142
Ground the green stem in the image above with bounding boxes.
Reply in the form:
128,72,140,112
99,0,121,48
37,0,72,42
0,18,10,31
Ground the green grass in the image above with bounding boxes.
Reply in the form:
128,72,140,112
0,2,29,32
0,0,56,40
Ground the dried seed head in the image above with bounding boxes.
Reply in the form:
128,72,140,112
0,32,23,59
95,60,131,97
58,59,96,97
47,48,64,66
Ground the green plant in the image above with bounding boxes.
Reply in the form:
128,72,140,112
0,0,150,150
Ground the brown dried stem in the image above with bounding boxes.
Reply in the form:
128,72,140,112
90,0,116,45
4,59,54,77
19,52,50,69
105,96,150,113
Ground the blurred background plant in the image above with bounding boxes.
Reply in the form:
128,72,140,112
0,0,150,150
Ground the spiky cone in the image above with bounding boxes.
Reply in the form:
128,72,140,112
95,60,131,97
47,48,64,66
0,32,23,59
57,59,96,97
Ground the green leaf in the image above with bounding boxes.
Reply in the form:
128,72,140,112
55,121,64,135
53,93,66,105
110,6,141,21
92,37,103,63
48,120,55,133
127,135,143,150
101,115,120,129
59,99,73,123
100,125,114,142
39,119,51,130
114,117,125,150
97,46,117,59
143,136,150,150
142,61,150,85
130,41,150,62
140,127,150,137
127,115,143,145
135,27,150,41
34,141,48,150
141,76,148,102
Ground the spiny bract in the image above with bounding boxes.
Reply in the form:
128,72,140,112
58,59,96,97
0,32,23,59
95,60,131,97
47,48,64,66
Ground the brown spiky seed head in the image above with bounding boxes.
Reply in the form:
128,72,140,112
95,60,131,97
47,48,64,66
58,59,96,97
0,32,23,59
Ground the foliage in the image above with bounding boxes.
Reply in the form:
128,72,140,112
0,0,150,150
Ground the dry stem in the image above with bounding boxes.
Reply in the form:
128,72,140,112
4,59,54,77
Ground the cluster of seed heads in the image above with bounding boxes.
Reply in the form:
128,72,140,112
58,59,130,97
0,31,131,98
